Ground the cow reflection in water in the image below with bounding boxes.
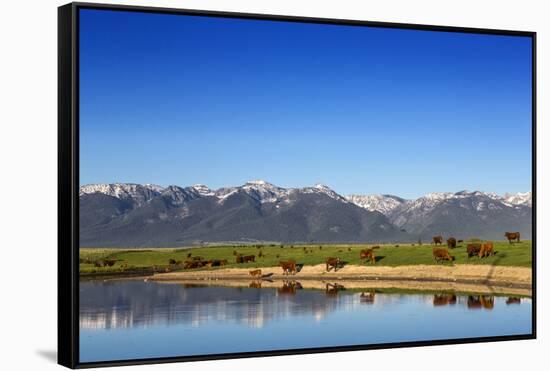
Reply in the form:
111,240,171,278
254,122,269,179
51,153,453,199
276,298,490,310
433,294,457,306
325,283,346,298
506,297,521,305
360,291,376,304
467,295,494,310
249,281,262,288
277,281,303,295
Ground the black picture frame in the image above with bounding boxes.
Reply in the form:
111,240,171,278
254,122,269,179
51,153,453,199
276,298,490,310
58,2,537,369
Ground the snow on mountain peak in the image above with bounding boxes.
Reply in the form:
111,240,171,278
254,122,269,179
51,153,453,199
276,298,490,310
246,179,269,186
192,184,214,196
346,194,406,216
79,183,164,206
504,191,532,206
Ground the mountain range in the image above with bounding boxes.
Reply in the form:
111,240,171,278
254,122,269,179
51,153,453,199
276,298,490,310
79,180,532,247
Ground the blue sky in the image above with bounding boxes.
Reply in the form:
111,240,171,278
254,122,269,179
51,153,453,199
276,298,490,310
79,9,532,198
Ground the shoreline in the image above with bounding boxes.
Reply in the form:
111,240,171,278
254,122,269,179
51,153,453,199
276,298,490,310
151,264,532,289
155,278,532,297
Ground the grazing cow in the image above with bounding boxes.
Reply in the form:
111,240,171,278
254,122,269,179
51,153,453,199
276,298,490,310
235,255,244,264
206,259,223,267
432,235,443,245
168,259,177,265
433,294,457,306
280,260,297,275
103,259,116,267
506,297,521,305
359,247,380,264
446,237,457,249
467,243,482,258
242,255,255,263
360,291,376,304
433,248,454,262
505,232,521,243
479,241,495,258
325,257,341,272
249,269,262,278
187,253,192,258
219,259,228,266
183,260,203,269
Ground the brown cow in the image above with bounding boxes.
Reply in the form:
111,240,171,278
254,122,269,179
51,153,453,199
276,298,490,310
235,255,244,263
249,269,262,278
183,260,203,269
433,248,454,262
432,235,443,245
467,243,482,258
103,259,117,267
505,232,521,243
446,237,457,249
359,246,380,264
242,255,255,263
326,257,341,272
479,241,495,258
280,260,297,275
219,259,228,266
168,258,177,265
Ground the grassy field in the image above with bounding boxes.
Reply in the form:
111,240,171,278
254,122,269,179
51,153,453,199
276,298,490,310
79,240,532,276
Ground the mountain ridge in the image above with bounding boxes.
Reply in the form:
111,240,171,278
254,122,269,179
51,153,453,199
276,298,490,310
79,181,532,247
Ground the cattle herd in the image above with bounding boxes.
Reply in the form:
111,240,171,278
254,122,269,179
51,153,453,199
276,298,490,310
161,230,521,273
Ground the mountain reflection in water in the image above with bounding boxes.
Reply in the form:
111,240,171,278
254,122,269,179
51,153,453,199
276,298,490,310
80,280,528,331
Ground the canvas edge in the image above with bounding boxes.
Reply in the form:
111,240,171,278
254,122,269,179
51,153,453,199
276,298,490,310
58,3,79,369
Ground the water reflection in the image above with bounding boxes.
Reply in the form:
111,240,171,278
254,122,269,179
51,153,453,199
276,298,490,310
360,291,376,304
80,280,529,331
325,283,346,298
433,294,457,306
466,295,495,310
80,280,532,362
506,297,522,305
277,280,303,295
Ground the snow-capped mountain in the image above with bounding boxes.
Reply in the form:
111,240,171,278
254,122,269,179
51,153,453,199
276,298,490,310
345,194,406,216
504,191,532,207
79,183,164,207
79,181,532,246
79,180,399,247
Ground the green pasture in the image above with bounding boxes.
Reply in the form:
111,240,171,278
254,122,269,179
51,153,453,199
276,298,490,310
79,240,532,276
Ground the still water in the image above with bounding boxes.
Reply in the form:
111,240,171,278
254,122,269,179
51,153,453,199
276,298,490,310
80,280,532,363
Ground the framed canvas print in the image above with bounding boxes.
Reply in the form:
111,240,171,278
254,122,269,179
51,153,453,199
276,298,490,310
58,2,536,368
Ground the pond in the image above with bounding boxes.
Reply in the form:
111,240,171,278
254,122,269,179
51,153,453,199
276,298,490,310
79,279,532,363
